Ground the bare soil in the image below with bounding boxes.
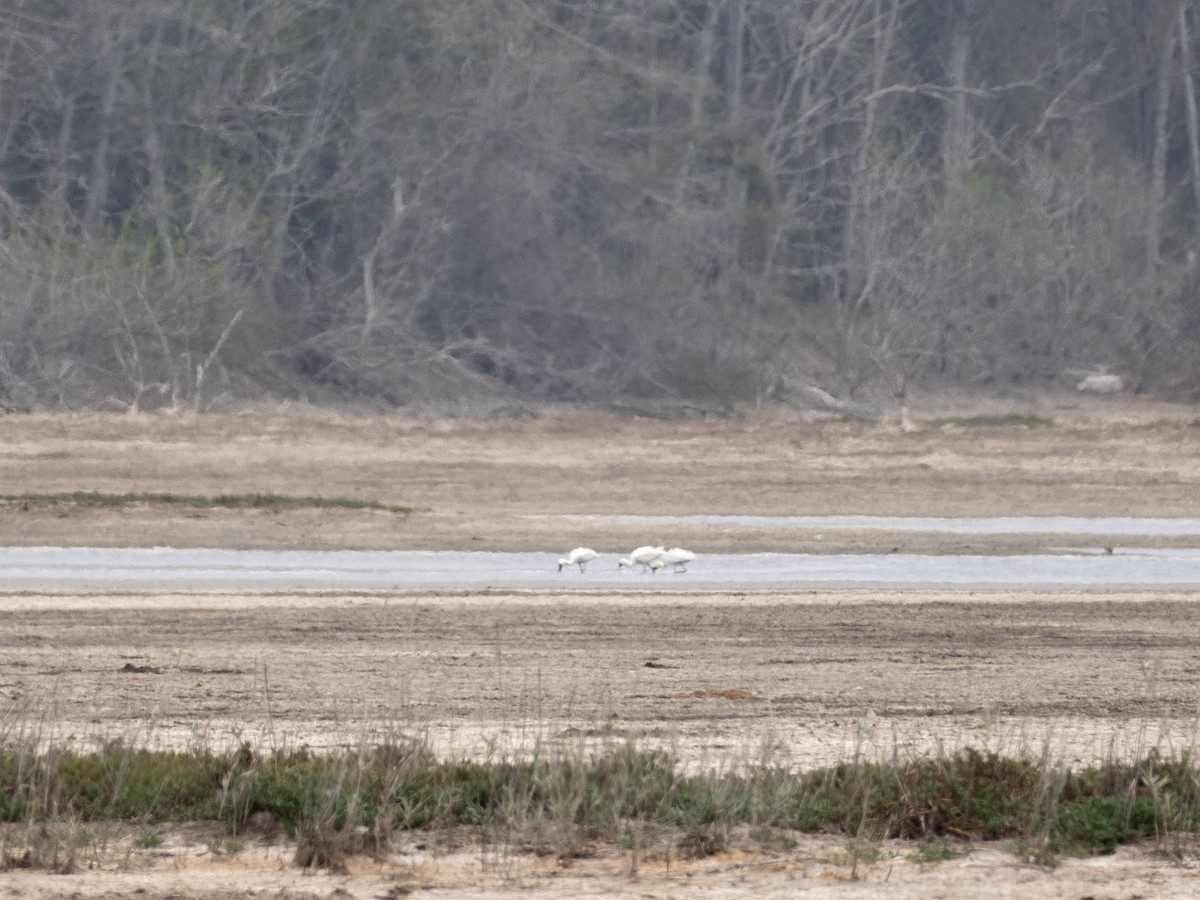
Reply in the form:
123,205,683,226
3,395,1200,897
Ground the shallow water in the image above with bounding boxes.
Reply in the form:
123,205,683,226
556,514,1200,536
4,546,1200,590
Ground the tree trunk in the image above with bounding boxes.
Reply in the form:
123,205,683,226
942,0,975,180
84,23,126,235
0,2,27,169
1179,4,1200,242
844,0,898,265
141,15,175,274
50,95,75,211
724,0,745,125
674,2,720,202
1147,7,1178,271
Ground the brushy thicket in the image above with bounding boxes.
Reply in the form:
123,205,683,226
3,3,1200,413
2,740,1199,866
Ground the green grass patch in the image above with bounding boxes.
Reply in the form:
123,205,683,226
909,839,962,862
0,491,418,514
2,742,1199,864
135,831,162,849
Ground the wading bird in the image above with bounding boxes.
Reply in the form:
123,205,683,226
662,547,696,572
557,547,599,573
618,545,665,572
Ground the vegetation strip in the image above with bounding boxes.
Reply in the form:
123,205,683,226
1,742,1194,866
927,414,1054,429
0,491,417,514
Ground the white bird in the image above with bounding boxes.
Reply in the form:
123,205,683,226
662,547,696,573
618,545,665,572
647,556,668,574
558,547,599,573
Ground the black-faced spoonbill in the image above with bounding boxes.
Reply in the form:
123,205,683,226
558,547,599,573
662,547,696,572
618,545,665,572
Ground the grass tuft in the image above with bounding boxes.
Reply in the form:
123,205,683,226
135,831,162,849
909,839,963,863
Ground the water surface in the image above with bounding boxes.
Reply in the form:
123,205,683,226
556,514,1200,536
3,546,1200,590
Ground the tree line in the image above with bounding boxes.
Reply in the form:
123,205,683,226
0,0,1197,412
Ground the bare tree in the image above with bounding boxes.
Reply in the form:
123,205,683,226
1147,5,1181,272
941,0,977,179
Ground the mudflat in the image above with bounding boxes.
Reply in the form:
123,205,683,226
2,398,1199,553
3,398,1200,898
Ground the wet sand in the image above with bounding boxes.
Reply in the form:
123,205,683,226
3,586,1199,769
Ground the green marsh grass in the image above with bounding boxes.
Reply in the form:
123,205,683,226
0,491,419,514
4,736,1200,870
928,413,1054,428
